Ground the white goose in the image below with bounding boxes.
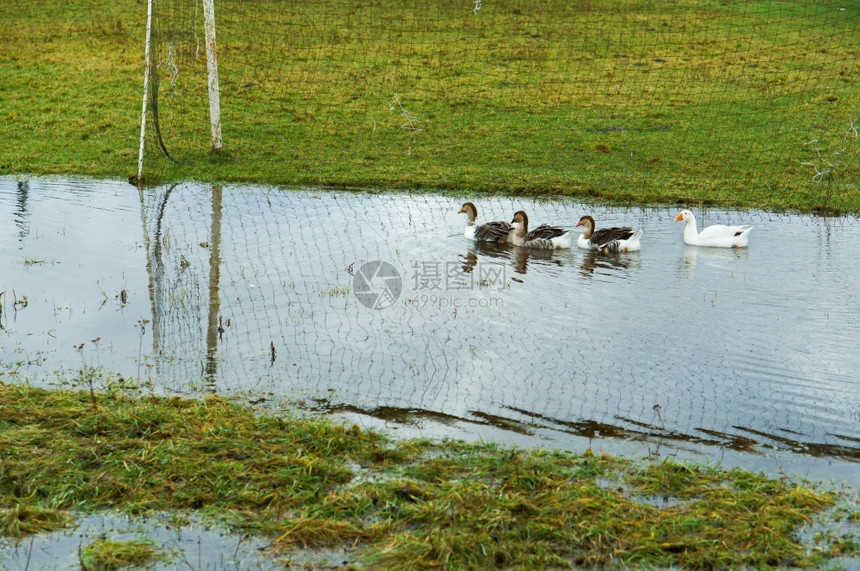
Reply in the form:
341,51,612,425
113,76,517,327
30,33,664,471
510,211,573,250
458,202,512,243
674,210,752,248
575,215,642,253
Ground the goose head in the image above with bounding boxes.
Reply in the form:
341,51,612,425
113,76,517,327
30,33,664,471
674,210,695,224
510,210,529,234
458,202,478,224
575,215,596,238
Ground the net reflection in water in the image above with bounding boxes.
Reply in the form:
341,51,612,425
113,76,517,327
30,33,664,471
1,179,858,464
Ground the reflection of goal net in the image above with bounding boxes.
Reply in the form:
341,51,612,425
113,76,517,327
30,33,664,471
140,184,216,387
136,184,860,460
143,1,859,209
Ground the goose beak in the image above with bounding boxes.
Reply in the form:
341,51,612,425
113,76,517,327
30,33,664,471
575,221,583,227
674,213,683,222
458,207,465,214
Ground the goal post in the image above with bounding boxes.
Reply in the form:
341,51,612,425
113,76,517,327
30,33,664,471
137,0,221,182
136,0,153,182
136,0,858,209
202,0,222,152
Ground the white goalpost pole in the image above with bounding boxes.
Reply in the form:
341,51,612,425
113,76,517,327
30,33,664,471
202,0,222,151
137,0,154,182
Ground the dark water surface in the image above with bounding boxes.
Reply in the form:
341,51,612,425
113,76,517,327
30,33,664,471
2,178,859,483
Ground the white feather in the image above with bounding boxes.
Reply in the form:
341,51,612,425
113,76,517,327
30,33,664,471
675,210,752,248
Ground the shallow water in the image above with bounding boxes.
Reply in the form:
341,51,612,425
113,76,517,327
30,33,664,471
0,512,280,570
1,178,859,483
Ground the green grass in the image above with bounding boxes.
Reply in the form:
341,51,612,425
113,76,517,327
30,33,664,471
0,383,857,569
0,0,858,212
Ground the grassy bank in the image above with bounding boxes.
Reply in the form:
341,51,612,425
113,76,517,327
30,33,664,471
0,383,857,568
1,0,858,213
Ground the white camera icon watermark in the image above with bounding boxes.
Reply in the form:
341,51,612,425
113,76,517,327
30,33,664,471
353,259,506,310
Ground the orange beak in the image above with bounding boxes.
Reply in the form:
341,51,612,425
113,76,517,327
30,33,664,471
674,213,683,222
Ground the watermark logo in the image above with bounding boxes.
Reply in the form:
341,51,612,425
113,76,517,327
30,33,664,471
353,260,403,310
354,258,506,310
411,261,506,291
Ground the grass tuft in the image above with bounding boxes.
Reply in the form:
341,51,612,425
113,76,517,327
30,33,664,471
0,503,71,538
80,538,164,570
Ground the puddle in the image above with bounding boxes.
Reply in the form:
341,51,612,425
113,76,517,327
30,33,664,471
594,477,689,510
0,512,280,570
1,177,860,487
798,487,860,570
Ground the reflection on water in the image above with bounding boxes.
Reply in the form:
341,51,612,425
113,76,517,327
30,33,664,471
579,249,638,279
12,181,30,242
459,240,563,276
1,178,859,481
677,244,749,278
510,247,562,275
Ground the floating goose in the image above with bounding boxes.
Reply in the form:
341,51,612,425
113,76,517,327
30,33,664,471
510,211,573,250
674,210,752,248
575,215,642,252
458,202,513,243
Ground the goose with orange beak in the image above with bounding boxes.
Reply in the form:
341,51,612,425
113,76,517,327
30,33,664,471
674,210,752,248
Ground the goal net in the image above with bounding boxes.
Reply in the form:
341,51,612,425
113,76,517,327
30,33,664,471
142,0,859,210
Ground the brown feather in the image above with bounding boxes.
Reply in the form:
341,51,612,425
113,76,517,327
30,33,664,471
590,226,635,247
474,221,513,242
528,223,567,241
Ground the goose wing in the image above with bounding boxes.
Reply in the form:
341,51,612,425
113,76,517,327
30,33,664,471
527,224,567,241
590,226,634,248
698,224,750,241
474,221,513,242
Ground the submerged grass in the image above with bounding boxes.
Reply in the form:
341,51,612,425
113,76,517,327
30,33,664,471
1,383,857,569
0,503,71,539
80,538,165,570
